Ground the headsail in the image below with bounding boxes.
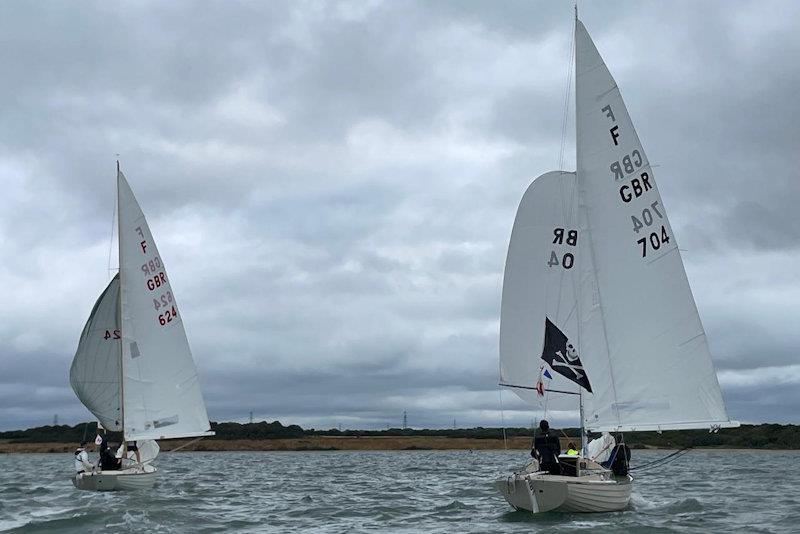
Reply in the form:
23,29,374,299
70,275,123,431
117,170,213,441
574,20,736,431
499,171,597,404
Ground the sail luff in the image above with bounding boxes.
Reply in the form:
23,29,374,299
117,162,126,438
574,19,622,431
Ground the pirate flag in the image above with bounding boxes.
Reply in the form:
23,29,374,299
541,317,592,393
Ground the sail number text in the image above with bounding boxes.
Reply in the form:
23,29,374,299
102,329,121,340
548,228,577,269
602,104,672,259
134,224,180,328
158,306,178,325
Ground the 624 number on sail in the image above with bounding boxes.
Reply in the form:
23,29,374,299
158,306,178,326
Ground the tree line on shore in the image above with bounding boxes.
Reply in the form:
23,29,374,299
2,421,798,449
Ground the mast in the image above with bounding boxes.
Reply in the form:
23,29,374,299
579,390,587,456
573,4,586,458
116,160,126,440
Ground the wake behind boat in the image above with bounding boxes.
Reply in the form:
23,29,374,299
69,164,214,491
495,13,737,514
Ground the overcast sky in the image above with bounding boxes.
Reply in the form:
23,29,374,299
1,1,798,432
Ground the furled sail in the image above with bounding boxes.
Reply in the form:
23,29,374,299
574,21,736,431
70,275,123,431
117,170,213,441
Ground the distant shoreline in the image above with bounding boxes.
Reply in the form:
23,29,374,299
0,436,532,453
2,436,795,454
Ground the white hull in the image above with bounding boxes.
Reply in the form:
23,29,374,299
71,464,157,492
496,471,632,513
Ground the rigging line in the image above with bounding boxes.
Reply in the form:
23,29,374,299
629,447,692,472
557,19,576,171
106,190,117,280
498,385,508,450
168,436,206,453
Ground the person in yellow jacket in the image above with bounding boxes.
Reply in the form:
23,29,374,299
566,441,579,456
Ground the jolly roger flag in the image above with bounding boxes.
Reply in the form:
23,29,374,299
541,317,592,393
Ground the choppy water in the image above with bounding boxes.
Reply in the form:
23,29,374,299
1,449,798,533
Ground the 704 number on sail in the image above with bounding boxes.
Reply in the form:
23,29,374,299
630,201,670,257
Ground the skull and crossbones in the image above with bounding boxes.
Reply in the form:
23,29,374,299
552,340,584,380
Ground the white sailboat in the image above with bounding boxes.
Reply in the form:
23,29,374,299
69,164,214,491
495,15,738,513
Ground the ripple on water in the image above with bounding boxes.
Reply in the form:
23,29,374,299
663,497,704,514
1,450,799,533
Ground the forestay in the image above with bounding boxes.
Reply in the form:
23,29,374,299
117,170,213,441
574,21,735,431
70,275,123,431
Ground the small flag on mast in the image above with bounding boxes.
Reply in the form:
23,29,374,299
535,365,546,397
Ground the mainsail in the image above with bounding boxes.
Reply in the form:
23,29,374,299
117,170,214,441
70,275,123,431
499,19,737,433
574,21,735,432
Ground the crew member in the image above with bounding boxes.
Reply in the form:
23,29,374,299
74,441,94,474
531,420,561,475
98,437,122,471
126,441,142,464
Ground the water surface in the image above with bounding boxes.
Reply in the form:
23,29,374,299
1,449,797,532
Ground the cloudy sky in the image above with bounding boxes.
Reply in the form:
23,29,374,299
1,0,798,432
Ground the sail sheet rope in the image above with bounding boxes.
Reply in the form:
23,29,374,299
628,447,692,473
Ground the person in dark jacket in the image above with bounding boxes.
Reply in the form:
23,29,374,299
531,420,562,475
100,442,122,471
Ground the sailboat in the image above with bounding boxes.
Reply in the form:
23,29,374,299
69,164,214,491
495,14,738,513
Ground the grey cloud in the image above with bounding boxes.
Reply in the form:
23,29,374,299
1,1,799,432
